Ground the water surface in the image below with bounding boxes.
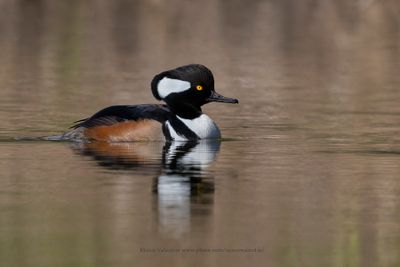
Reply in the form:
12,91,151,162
1,1,400,266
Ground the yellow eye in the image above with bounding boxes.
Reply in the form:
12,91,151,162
196,85,203,91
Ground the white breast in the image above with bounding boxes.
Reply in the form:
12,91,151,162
166,114,221,140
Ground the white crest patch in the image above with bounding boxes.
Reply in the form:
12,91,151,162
157,77,191,99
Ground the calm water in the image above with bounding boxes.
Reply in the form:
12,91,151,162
1,1,400,266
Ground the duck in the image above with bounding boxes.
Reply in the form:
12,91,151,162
62,64,238,142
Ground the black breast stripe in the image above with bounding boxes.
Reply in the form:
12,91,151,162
166,116,199,140
162,123,172,140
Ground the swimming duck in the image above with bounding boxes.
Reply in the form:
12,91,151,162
63,64,238,141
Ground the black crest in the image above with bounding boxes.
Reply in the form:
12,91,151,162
151,64,215,100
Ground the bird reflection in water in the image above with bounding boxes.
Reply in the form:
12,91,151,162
70,140,220,238
155,141,219,237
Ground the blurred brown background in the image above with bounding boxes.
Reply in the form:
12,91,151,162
1,1,400,267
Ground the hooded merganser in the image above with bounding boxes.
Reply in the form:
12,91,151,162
63,64,238,142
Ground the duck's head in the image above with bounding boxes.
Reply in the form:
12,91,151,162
151,64,238,109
